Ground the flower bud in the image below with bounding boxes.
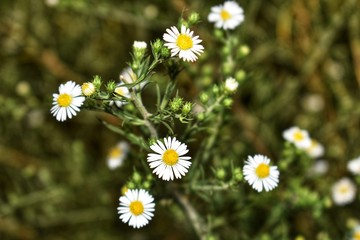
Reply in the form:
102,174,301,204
216,168,226,180
235,70,246,82
82,82,96,96
197,112,205,121
127,181,136,189
133,41,147,59
132,171,142,183
92,75,102,89
223,98,233,107
233,167,243,181
237,45,250,58
199,92,209,104
160,47,170,58
170,97,184,112
106,81,117,93
212,85,219,94
182,102,192,115
188,12,200,25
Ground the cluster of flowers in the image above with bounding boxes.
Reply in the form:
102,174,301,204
283,126,360,209
49,1,284,229
283,126,324,159
331,155,360,206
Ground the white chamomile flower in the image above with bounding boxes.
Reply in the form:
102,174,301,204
305,139,325,158
224,77,239,93
208,1,244,30
147,137,191,181
107,141,129,170
51,81,85,122
109,84,131,108
348,156,360,175
163,25,204,62
282,126,312,149
243,154,280,192
117,189,155,229
331,177,357,206
81,82,96,96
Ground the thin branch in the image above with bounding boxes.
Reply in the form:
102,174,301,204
173,190,207,240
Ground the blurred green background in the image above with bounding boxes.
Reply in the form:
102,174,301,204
1,0,360,239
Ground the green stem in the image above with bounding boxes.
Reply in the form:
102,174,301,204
121,78,158,139
173,190,207,240
191,183,233,192
160,79,177,110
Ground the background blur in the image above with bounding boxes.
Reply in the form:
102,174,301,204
1,0,360,239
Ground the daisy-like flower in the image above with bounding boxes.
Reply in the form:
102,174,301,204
106,141,129,170
208,1,244,30
282,126,312,149
109,84,131,108
347,156,360,175
305,139,325,158
147,137,191,181
117,189,155,228
331,177,357,206
51,81,85,122
224,77,239,93
243,154,280,192
163,25,204,62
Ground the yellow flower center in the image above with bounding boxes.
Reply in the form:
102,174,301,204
162,149,179,166
57,93,72,107
176,34,193,50
339,185,349,194
255,163,270,178
115,87,126,97
220,10,231,21
109,147,122,158
293,131,304,141
129,200,144,216
353,232,360,240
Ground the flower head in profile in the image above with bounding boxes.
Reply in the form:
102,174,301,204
107,141,129,170
147,137,191,181
305,139,324,158
51,81,85,122
133,41,147,50
283,126,312,149
347,156,360,175
117,189,155,228
243,154,280,192
208,1,244,30
163,25,204,62
81,82,96,96
120,67,146,90
331,177,357,206
109,84,131,108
